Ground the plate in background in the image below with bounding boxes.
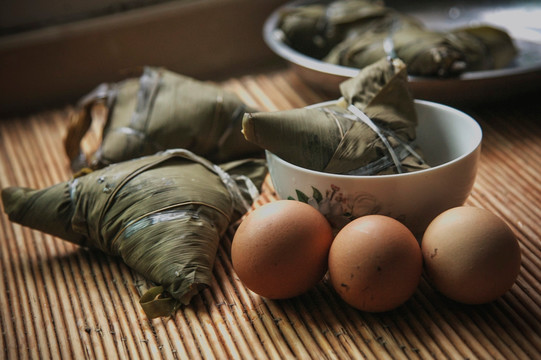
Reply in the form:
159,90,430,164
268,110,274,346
263,0,541,104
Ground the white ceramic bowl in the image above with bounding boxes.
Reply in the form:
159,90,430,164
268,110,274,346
266,99,482,237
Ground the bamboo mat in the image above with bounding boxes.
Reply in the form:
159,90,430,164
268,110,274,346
1,68,540,359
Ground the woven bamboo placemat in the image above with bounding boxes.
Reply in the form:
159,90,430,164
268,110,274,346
1,69,540,359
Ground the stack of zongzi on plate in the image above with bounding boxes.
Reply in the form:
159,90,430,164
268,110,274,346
278,0,517,77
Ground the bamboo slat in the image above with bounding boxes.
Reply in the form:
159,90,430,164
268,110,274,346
1,68,540,359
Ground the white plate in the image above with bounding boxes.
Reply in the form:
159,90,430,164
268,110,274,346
263,0,541,104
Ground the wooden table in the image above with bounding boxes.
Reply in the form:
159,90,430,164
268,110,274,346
1,68,540,359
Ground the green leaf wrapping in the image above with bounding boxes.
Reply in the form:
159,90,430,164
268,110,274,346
242,57,429,175
65,67,263,172
278,0,517,77
2,149,267,318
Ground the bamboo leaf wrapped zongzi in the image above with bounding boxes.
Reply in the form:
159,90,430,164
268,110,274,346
2,149,267,318
65,67,263,172
277,0,517,77
242,57,429,175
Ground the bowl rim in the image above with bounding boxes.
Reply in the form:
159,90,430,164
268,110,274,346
266,99,483,179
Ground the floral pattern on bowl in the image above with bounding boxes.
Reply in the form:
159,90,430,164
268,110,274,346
288,184,405,230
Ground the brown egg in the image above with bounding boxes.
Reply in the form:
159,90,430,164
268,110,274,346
421,206,522,304
231,200,333,299
328,215,423,312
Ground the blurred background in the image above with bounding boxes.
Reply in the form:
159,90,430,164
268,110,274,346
0,0,289,116
2,0,540,116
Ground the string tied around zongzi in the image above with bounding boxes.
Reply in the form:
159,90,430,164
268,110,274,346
346,104,426,174
321,105,426,175
64,67,263,173
2,148,268,319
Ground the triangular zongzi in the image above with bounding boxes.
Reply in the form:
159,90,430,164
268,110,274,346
65,67,263,172
242,57,428,175
2,149,267,318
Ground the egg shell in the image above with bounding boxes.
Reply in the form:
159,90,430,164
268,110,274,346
421,206,522,304
328,215,423,312
231,200,333,299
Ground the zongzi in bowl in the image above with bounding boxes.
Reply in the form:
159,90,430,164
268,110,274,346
266,99,482,237
242,55,480,236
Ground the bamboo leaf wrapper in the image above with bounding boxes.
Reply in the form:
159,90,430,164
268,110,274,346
278,0,517,77
2,149,267,318
65,67,263,172
242,57,429,175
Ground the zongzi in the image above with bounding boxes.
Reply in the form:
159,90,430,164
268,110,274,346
277,0,517,77
242,57,429,175
2,149,267,318
65,67,263,172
